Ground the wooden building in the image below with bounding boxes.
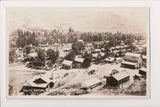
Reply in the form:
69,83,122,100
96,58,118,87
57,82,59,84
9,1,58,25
73,56,85,68
62,60,73,69
121,52,143,69
21,73,55,95
107,71,130,86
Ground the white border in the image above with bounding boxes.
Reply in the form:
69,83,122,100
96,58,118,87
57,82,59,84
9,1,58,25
1,1,160,107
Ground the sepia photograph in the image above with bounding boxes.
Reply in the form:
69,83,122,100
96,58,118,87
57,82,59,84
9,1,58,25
6,7,150,98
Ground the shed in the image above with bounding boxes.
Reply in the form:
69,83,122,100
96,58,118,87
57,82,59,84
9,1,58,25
107,71,130,86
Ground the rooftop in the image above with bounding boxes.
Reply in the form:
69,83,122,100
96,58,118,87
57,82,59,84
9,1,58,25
62,60,73,66
112,71,129,81
125,52,141,58
74,56,84,63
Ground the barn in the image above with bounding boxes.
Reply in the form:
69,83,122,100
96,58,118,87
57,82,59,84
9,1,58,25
107,71,130,86
121,52,143,69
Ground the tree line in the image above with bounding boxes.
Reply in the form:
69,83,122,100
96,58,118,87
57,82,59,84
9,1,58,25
9,28,145,63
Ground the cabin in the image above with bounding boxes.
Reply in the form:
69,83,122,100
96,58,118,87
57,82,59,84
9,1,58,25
121,52,143,69
81,78,102,90
139,67,147,75
107,71,130,86
62,60,73,69
73,56,85,68
21,73,55,95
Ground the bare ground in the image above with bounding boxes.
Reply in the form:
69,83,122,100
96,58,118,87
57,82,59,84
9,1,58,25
8,62,146,96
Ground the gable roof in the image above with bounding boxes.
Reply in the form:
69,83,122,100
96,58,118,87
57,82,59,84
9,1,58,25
112,71,129,81
23,74,55,88
125,52,141,57
74,56,84,63
124,52,142,62
62,60,73,66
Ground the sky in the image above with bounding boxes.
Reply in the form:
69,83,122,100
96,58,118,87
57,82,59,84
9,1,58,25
6,7,149,34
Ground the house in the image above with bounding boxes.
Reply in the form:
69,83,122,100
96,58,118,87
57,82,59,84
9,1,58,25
81,78,102,90
62,60,73,69
107,71,130,86
21,73,56,95
104,57,115,63
121,52,143,69
139,67,147,75
73,56,85,68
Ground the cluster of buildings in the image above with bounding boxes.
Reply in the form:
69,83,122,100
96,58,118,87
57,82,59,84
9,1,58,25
18,39,147,95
